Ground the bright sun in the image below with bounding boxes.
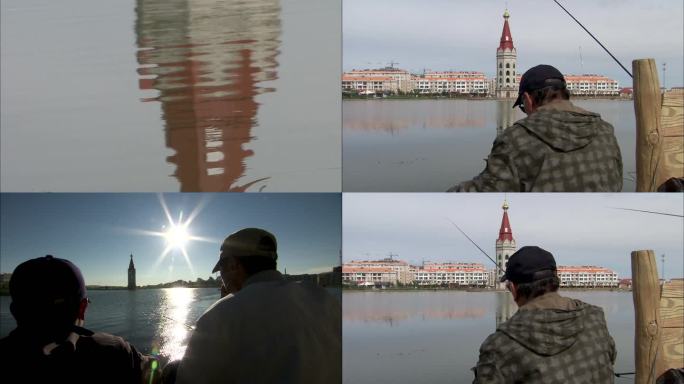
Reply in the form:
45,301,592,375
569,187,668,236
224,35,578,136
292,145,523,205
165,224,190,249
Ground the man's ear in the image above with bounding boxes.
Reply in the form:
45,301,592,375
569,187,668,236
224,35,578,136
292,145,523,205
77,297,88,321
509,282,518,300
523,92,533,108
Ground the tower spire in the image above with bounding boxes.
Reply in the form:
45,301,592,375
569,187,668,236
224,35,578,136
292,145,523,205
499,10,514,50
498,200,513,242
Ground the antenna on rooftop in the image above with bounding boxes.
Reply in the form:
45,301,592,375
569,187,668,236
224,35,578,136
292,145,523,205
388,60,399,69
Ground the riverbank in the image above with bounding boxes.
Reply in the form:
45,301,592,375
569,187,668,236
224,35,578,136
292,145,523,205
343,94,631,101
343,286,630,292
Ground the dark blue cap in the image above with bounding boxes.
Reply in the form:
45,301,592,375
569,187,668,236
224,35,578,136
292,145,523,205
500,246,557,283
10,255,87,308
513,65,566,108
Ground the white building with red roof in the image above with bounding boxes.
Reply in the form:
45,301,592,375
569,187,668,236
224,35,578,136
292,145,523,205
412,71,489,95
558,265,619,287
413,262,488,286
342,75,398,94
343,68,412,93
343,257,412,285
565,74,619,96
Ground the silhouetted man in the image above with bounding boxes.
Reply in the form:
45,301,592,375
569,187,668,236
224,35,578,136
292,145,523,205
450,65,623,192
473,246,616,383
0,255,158,384
175,228,341,384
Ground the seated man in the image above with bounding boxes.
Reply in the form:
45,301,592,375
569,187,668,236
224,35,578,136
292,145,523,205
175,227,341,384
450,65,623,192
0,255,158,384
473,246,616,384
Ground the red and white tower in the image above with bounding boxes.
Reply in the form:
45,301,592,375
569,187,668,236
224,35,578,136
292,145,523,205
495,200,517,281
495,9,518,98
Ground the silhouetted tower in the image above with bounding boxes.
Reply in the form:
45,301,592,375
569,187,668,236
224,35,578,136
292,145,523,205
495,200,517,282
495,9,517,98
128,254,136,290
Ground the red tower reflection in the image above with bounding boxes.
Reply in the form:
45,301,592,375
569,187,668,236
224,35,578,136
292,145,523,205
135,0,280,191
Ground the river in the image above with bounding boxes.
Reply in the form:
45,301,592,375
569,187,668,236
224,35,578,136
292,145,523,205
343,290,635,383
343,99,636,192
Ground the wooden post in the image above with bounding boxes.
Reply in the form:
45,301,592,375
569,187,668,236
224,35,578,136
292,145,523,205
659,279,684,376
631,250,662,383
655,90,684,187
633,59,662,192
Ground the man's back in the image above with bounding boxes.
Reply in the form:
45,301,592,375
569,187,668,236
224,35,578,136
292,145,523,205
473,292,616,384
452,100,623,192
176,270,341,384
0,326,155,384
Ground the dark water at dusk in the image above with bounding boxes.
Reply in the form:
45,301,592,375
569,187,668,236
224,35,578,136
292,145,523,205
343,290,635,384
1,0,340,192
343,99,636,192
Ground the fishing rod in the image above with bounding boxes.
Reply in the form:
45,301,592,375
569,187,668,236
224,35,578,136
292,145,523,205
445,218,504,275
551,0,633,78
610,207,684,218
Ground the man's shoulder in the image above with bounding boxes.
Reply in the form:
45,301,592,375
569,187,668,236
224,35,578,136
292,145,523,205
479,328,516,354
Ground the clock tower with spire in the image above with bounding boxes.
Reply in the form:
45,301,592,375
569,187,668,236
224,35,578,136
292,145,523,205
127,254,136,290
496,9,518,98
495,200,517,282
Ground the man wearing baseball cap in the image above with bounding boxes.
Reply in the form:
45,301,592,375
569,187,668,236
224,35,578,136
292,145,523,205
449,64,623,192
0,255,158,384
472,246,616,383
175,228,341,384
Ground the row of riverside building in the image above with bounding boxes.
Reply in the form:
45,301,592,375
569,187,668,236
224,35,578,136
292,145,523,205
342,10,621,97
342,201,619,288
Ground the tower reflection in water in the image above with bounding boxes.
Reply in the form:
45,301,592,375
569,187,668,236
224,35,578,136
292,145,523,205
495,290,517,327
496,99,516,137
135,0,280,191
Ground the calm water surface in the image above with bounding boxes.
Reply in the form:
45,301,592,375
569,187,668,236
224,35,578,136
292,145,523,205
343,290,635,384
343,99,635,192
1,0,340,192
1,288,219,361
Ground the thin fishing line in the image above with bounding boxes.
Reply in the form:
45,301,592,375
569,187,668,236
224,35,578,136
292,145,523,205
552,0,633,78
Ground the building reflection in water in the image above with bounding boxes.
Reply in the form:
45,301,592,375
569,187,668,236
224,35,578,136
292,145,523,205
495,290,517,327
344,306,486,326
496,99,516,137
135,0,281,191
157,288,196,361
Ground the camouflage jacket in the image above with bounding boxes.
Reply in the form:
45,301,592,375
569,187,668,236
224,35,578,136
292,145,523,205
473,292,616,384
449,100,623,192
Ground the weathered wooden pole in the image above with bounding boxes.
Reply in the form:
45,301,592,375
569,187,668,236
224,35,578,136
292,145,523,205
631,250,662,383
632,59,662,192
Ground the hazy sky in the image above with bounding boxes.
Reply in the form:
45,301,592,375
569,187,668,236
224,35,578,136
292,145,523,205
1,194,341,286
343,193,683,279
344,0,684,88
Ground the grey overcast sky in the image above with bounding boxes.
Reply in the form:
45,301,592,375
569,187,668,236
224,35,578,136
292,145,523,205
343,193,684,279
344,0,684,88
